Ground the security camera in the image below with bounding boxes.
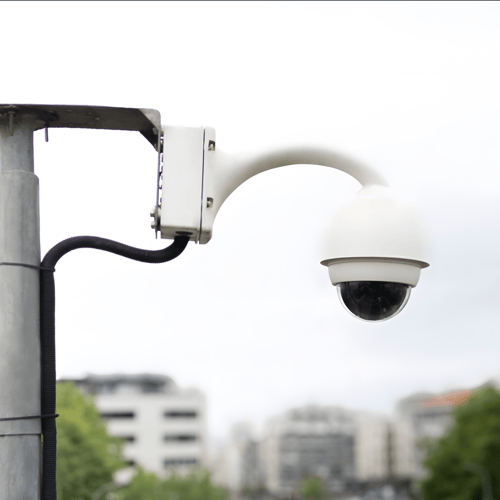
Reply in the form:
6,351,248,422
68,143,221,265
320,185,429,321
154,127,429,321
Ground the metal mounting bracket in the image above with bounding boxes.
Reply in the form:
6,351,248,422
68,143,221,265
0,104,161,150
0,104,164,236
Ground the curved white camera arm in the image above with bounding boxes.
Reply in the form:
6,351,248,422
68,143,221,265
157,126,389,244
155,125,429,321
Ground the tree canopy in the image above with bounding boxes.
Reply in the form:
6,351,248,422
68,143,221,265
299,476,328,500
421,385,500,500
56,381,126,500
116,467,229,500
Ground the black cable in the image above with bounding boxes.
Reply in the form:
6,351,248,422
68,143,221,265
39,235,189,500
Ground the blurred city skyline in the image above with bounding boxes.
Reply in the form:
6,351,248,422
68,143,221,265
67,369,500,445
64,369,494,496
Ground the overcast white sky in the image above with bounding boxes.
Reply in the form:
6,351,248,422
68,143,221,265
2,2,500,441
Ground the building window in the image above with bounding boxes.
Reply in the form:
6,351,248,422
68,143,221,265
100,412,135,419
330,464,342,476
164,410,197,418
97,383,118,395
163,458,198,467
164,435,197,442
118,436,136,443
280,466,296,481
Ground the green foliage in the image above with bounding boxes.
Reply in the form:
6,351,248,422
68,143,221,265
416,436,439,457
299,476,328,500
56,381,126,500
117,467,229,500
421,386,500,500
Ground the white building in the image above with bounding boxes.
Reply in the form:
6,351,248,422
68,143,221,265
261,405,359,496
356,420,390,481
210,421,260,495
395,389,473,477
61,373,208,476
210,439,242,500
260,405,413,495
355,419,414,481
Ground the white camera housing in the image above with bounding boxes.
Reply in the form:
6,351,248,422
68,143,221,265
320,185,429,287
155,126,429,321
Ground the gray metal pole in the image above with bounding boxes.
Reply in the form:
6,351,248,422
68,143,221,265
0,113,42,499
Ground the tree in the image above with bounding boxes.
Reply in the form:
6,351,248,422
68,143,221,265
117,467,229,500
421,386,500,500
299,476,328,500
55,381,126,500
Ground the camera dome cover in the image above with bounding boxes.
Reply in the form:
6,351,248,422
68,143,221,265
321,185,429,287
338,281,411,322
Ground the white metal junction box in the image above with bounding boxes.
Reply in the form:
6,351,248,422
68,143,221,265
159,126,216,243
160,126,205,242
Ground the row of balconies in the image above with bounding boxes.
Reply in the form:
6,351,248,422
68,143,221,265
114,433,199,444
100,410,198,419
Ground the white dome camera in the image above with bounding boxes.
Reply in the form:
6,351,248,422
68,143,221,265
320,185,429,321
155,127,429,322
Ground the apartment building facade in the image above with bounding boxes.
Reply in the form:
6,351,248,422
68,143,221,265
395,389,472,477
355,419,414,481
61,373,208,475
261,405,358,496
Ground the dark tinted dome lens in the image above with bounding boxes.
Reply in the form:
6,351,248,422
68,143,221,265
337,281,410,322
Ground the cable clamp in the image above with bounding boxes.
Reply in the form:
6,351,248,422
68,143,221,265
0,414,59,422
0,262,55,272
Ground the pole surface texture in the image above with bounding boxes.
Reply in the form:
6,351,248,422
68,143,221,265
0,115,41,499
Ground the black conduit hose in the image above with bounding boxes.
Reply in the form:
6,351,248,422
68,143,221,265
40,235,190,500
